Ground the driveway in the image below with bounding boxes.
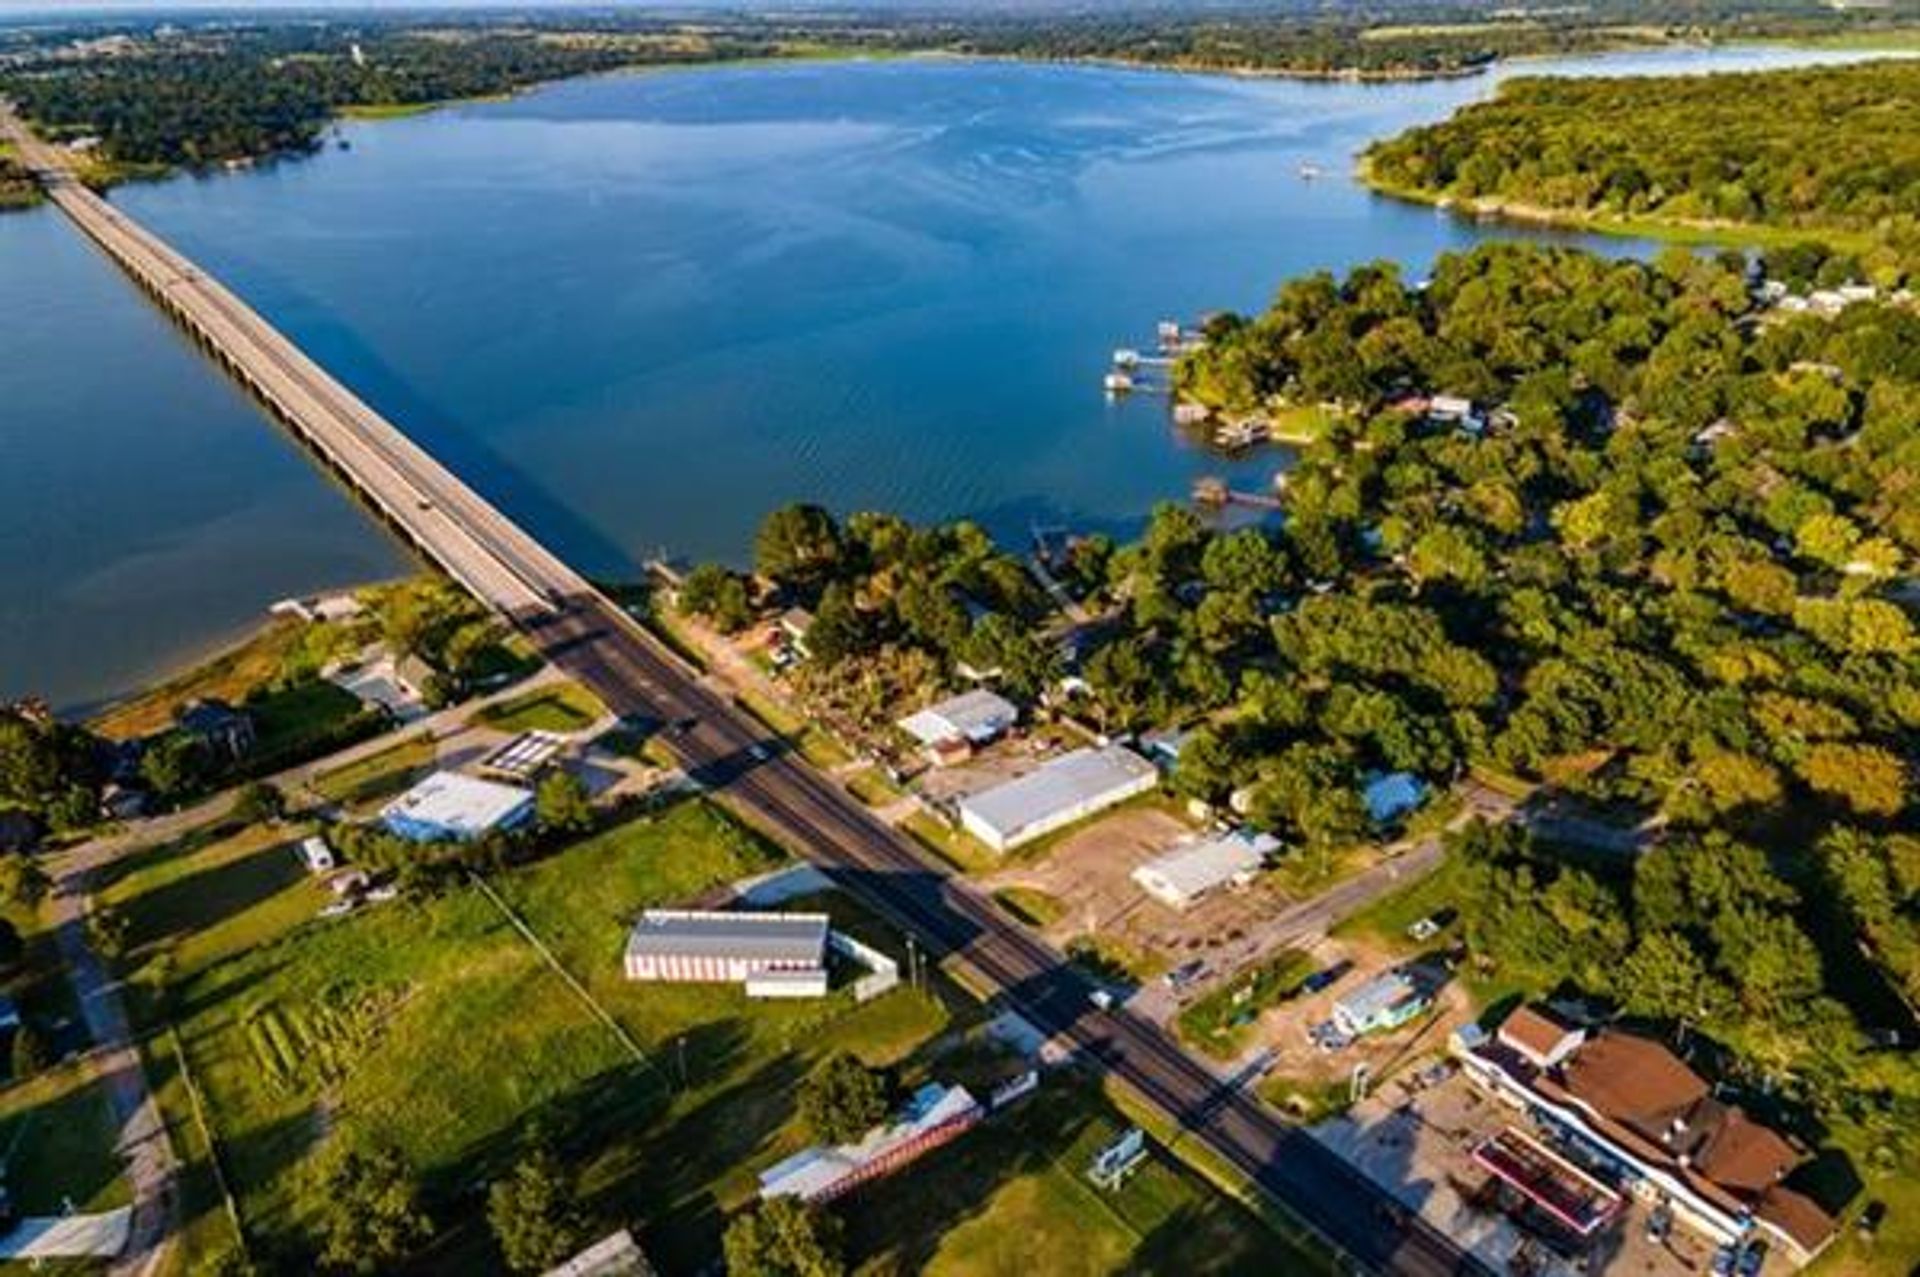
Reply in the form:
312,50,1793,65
46,845,176,1277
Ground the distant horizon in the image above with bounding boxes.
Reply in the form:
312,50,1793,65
3,0,1257,14
0,0,1315,17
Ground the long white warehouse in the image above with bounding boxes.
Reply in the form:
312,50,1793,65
956,746,1157,852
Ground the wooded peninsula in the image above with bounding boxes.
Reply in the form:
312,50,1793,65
1363,57,1920,270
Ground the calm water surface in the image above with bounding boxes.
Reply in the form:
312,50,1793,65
0,45,1887,708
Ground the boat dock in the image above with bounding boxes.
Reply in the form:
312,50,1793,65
1193,475,1286,510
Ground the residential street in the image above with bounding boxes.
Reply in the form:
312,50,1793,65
46,839,178,1277
1126,780,1516,1033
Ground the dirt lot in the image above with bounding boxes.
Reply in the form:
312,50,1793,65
1316,1068,1734,1277
911,726,1087,806
1252,949,1471,1105
976,807,1305,975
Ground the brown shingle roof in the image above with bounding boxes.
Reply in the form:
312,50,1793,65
1560,1031,1709,1142
1755,1185,1838,1256
1498,1005,1577,1062
1689,1102,1798,1193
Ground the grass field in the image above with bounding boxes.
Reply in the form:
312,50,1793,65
470,681,606,734
0,1058,131,1215
993,885,1067,928
307,735,436,806
849,1078,1309,1276
1177,948,1316,1060
96,798,965,1272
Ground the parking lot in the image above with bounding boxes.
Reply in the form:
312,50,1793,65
1316,1066,1758,1277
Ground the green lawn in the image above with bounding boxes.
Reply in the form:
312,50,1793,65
993,886,1067,928
1328,855,1458,954
245,679,381,772
1267,402,1340,445
99,799,957,1273
470,681,607,734
91,785,1329,1273
1177,949,1316,1060
1069,932,1170,987
850,1079,1325,1276
0,1059,131,1215
307,735,436,806
734,686,854,771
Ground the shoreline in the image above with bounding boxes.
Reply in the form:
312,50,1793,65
1351,156,1873,254
38,33,1893,192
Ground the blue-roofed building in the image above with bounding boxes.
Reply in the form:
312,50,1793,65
1362,771,1428,827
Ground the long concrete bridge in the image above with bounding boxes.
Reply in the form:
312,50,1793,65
8,109,1482,1277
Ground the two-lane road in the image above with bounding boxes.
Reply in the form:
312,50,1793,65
531,596,1485,1277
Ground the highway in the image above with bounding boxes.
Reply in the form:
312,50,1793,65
8,107,1483,1277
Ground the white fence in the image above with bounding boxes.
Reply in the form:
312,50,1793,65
829,930,901,1003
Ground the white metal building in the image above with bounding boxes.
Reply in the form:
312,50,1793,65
1132,830,1277,909
759,1082,984,1204
380,771,535,842
897,689,1018,749
624,910,830,997
956,746,1157,852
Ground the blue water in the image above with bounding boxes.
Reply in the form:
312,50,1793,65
0,45,1889,709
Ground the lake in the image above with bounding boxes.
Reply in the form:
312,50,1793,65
0,44,1886,709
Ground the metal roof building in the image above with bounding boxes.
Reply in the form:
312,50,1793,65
1332,969,1430,1036
380,771,535,842
897,689,1019,748
760,1082,984,1204
624,910,830,997
956,746,1158,852
1362,771,1428,825
541,1230,656,1277
1132,830,1278,909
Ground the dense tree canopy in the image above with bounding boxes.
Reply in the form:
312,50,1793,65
1364,60,1920,273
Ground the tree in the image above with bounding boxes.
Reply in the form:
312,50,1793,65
10,1023,51,1079
1798,742,1907,817
87,905,130,961
1619,931,1722,1024
312,1141,433,1274
803,583,870,668
723,1196,845,1277
487,1145,586,1274
534,771,594,835
0,713,61,809
796,1053,888,1146
755,504,844,588
1170,727,1238,806
680,563,755,634
139,733,207,802
0,918,22,972
0,854,49,910
230,780,284,826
